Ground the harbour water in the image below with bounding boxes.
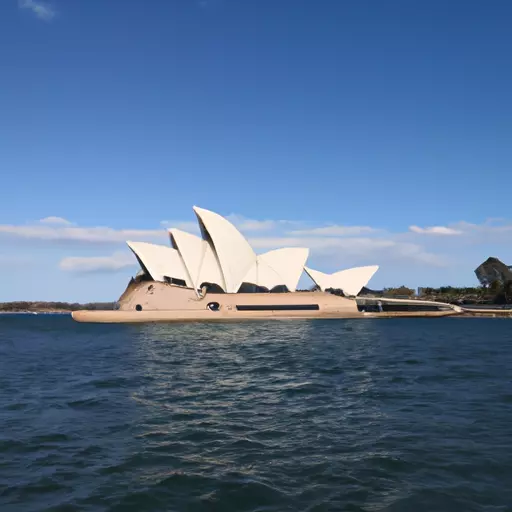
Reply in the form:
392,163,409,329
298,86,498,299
1,316,511,511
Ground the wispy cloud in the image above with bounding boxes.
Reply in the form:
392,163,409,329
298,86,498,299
409,225,463,236
456,220,512,235
409,220,512,240
19,0,56,21
5,214,512,278
38,216,73,226
161,216,289,234
226,214,305,232
56,233,445,276
288,225,378,237
0,222,167,244
160,220,200,234
249,236,446,267
226,214,278,232
60,252,135,274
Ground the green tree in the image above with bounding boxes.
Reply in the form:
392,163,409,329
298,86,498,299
490,280,502,295
384,286,415,297
504,280,512,304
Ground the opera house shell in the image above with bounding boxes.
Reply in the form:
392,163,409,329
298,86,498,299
72,206,461,323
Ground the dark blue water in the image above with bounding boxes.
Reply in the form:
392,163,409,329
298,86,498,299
1,316,511,511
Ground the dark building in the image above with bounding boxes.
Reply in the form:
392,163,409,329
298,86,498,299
474,257,512,287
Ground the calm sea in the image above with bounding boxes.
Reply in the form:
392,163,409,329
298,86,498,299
1,315,511,511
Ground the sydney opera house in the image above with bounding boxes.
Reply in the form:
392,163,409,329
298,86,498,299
72,206,461,323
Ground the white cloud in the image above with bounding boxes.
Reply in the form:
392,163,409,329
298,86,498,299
59,252,135,274
288,225,378,237
38,216,73,226
54,231,445,279
7,213,512,277
159,220,200,234
458,220,512,235
0,223,167,244
161,216,288,234
6,211,512,298
409,220,512,240
231,215,311,232
409,225,463,236
249,235,446,267
226,214,281,232
19,0,56,21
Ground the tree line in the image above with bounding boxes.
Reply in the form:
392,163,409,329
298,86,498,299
383,281,512,305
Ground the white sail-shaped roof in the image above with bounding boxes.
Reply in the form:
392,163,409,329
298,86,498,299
126,207,380,297
127,241,192,286
193,206,257,293
198,242,226,290
241,259,283,291
258,248,309,292
304,265,379,296
169,228,226,292
238,248,309,292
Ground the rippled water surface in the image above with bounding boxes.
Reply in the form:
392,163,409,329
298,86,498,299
1,316,512,511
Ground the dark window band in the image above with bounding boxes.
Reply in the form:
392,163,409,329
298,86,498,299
164,277,187,287
358,303,449,312
236,304,319,311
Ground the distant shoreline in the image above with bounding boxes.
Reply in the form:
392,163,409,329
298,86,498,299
0,302,116,314
0,310,71,314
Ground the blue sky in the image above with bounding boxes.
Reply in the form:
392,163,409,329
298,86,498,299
0,0,511,302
